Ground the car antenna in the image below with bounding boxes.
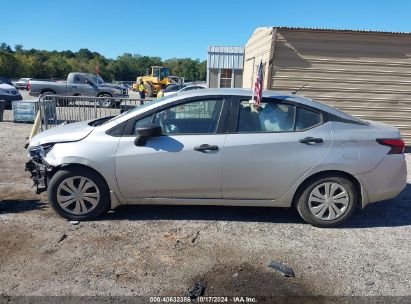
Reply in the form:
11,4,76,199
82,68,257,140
291,84,307,94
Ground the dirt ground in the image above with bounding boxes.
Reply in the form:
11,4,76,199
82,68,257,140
0,103,410,299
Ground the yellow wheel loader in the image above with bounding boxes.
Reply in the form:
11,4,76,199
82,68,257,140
133,66,181,97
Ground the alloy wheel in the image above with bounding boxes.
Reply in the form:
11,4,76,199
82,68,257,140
98,98,112,108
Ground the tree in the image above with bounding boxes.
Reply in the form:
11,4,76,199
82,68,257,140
15,44,24,53
198,60,207,81
45,56,71,79
77,48,94,60
0,42,12,53
0,51,21,77
0,43,207,81
164,58,207,81
61,50,75,58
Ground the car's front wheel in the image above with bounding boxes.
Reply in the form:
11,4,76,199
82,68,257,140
295,174,358,227
97,93,113,108
48,167,110,220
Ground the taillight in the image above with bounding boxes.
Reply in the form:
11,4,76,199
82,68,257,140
376,138,405,154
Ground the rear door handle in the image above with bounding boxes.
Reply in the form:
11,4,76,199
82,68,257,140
299,137,323,144
194,144,219,152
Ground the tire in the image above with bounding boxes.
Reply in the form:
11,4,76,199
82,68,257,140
47,167,111,221
295,174,358,228
145,83,153,97
97,93,113,108
40,91,56,100
40,91,65,107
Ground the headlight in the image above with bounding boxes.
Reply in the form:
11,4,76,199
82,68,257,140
27,144,54,159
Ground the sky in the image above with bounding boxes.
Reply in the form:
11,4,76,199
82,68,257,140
1,0,411,60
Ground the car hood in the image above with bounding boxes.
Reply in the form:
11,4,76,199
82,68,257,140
29,121,94,147
99,83,126,90
0,83,16,90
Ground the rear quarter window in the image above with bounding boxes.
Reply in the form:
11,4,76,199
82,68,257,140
296,108,322,131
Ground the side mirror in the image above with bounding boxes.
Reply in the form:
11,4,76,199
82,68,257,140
134,123,162,146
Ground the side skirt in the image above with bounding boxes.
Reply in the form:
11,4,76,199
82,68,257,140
126,197,290,208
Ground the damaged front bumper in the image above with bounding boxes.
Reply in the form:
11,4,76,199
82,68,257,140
25,158,54,194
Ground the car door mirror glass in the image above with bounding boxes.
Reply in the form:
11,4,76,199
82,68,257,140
134,123,162,146
137,123,162,137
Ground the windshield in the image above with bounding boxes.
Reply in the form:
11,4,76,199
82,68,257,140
162,67,170,77
86,74,105,84
101,95,173,125
164,84,183,92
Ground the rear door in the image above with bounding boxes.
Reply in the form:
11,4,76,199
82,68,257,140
221,97,332,200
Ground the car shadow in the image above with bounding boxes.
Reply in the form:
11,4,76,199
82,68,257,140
0,199,48,214
103,204,302,224
340,183,411,229
102,184,411,228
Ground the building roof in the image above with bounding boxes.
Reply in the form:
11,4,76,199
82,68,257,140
207,46,245,69
269,26,411,36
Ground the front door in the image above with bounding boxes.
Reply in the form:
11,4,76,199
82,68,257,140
221,97,332,200
70,74,97,96
116,97,228,199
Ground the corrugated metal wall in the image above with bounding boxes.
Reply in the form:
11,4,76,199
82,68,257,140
207,46,244,69
209,69,219,88
266,28,411,144
242,28,274,89
207,46,245,88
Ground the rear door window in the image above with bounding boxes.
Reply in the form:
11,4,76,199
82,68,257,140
236,99,323,133
237,100,296,132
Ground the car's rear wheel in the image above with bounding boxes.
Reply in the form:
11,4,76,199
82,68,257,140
40,91,67,106
48,167,110,220
295,175,358,227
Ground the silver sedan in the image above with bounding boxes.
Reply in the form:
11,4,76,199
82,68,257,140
26,89,407,227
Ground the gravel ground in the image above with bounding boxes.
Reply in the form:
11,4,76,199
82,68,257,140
0,100,410,299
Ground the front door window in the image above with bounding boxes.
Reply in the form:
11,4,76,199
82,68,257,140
133,99,224,135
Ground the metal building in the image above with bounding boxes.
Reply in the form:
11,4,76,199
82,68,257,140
243,27,411,144
207,46,244,88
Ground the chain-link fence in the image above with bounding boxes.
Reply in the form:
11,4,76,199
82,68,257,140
38,95,153,131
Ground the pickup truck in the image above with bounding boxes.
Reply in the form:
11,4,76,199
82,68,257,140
29,72,128,108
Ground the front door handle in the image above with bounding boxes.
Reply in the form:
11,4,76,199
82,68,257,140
299,137,323,144
194,144,219,152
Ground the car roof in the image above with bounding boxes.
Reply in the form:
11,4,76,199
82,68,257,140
114,88,360,124
180,85,205,90
174,88,361,121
